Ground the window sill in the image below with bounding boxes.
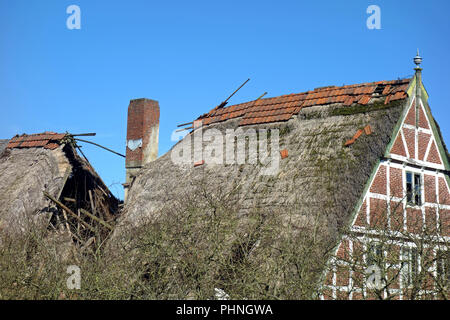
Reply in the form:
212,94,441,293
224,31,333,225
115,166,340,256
405,202,423,209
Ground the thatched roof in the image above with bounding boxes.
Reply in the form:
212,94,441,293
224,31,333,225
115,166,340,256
0,132,119,241
0,146,68,234
117,78,412,242
196,79,409,126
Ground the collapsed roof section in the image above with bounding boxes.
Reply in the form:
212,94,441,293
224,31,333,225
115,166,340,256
0,132,120,247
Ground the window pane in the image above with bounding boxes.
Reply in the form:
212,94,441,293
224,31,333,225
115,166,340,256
414,174,422,205
437,251,449,285
446,251,450,284
414,174,421,186
376,245,383,259
401,248,411,285
367,244,375,266
406,183,413,203
401,247,419,286
367,244,383,267
406,172,412,183
411,248,418,279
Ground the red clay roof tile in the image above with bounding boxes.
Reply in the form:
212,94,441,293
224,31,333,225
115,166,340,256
344,96,354,106
346,125,373,147
359,95,371,105
6,132,66,150
353,129,364,140
194,160,205,167
364,125,373,135
196,78,411,126
384,95,392,105
382,85,391,95
345,139,355,147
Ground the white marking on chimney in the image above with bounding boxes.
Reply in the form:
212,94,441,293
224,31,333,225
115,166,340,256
127,139,142,151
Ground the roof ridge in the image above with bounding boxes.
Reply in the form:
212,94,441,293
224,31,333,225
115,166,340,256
198,77,412,126
226,78,411,109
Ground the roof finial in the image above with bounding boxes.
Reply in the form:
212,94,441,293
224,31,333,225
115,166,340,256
414,50,423,129
414,49,422,70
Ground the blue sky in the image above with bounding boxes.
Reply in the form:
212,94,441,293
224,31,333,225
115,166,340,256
1,0,449,200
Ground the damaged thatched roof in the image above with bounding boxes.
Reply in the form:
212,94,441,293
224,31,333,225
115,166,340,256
116,78,412,243
197,78,410,126
0,132,119,242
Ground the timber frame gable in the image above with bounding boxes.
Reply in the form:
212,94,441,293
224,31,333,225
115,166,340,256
321,54,450,300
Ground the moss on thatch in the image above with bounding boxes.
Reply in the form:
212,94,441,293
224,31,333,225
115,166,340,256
331,99,403,116
116,98,407,262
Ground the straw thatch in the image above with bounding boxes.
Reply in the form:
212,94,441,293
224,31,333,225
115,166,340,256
0,146,68,234
109,93,409,299
116,97,406,244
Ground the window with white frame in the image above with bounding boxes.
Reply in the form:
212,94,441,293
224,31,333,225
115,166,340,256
367,243,383,267
401,247,419,287
406,172,422,206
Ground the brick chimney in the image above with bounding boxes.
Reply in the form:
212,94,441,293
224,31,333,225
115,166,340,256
124,98,160,201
